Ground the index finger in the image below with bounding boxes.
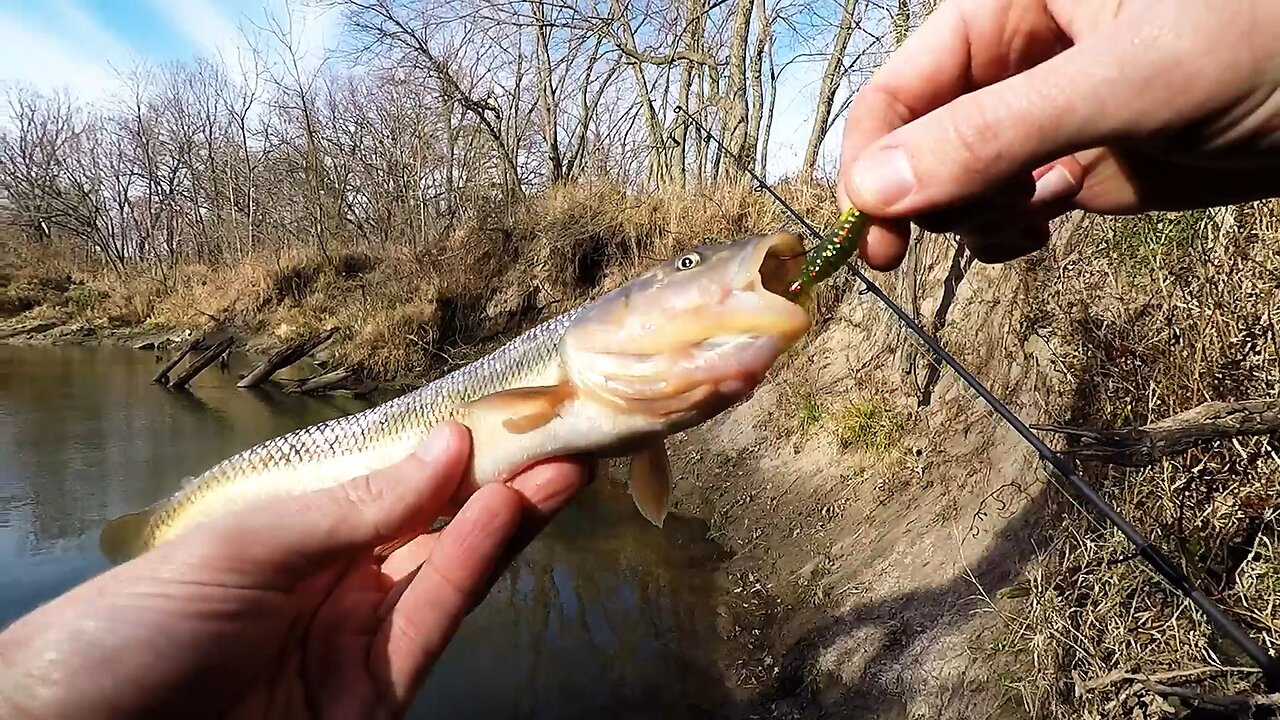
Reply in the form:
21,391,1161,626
836,0,1070,268
373,484,525,709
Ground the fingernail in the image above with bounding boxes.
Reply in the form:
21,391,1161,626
854,146,916,209
1031,165,1078,205
414,423,453,463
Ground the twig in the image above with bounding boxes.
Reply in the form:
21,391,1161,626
1034,399,1280,466
1078,665,1261,693
1143,681,1280,711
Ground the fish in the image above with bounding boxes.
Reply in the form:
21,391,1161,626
99,231,813,563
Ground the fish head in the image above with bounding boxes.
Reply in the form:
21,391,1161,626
559,231,812,429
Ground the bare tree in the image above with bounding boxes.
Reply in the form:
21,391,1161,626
802,0,858,177
0,0,937,280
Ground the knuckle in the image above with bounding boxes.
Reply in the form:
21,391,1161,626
943,95,1006,168
338,473,395,538
342,472,385,509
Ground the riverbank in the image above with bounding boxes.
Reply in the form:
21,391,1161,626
6,196,1280,719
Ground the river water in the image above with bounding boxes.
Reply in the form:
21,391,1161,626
0,343,737,719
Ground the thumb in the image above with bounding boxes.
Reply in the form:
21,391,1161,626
844,26,1167,218
174,421,474,587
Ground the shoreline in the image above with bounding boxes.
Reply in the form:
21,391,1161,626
0,312,428,396
0,312,795,716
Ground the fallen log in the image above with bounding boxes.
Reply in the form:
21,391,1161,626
1034,399,1280,467
169,337,235,389
152,336,200,384
0,319,60,340
237,327,340,388
285,367,355,395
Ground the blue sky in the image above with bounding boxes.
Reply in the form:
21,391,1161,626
0,0,341,101
0,0,854,176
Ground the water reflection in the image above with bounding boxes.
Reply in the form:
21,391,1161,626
414,478,733,719
0,344,733,719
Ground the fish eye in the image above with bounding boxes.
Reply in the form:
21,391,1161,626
675,252,701,271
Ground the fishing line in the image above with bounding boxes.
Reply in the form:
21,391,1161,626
672,104,1280,689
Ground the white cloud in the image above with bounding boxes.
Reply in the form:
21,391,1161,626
145,0,250,73
0,2,133,104
273,0,344,73
51,0,136,64
143,0,344,85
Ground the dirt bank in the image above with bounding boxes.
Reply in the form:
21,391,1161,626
668,203,1280,720
7,199,1279,720
666,231,1066,719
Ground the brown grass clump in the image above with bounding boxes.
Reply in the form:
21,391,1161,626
1003,202,1280,717
14,179,842,381
0,244,73,317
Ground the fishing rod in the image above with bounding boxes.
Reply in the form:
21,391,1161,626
672,104,1280,690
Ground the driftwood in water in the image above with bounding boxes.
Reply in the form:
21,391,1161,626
1035,399,1280,467
285,367,355,394
169,336,235,389
281,366,378,397
152,336,200,384
237,327,340,388
153,329,231,384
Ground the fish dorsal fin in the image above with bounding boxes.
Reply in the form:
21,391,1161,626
462,383,574,434
628,440,673,528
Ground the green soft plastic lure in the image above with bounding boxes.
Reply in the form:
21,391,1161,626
785,206,868,299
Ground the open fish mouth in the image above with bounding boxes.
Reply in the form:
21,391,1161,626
562,232,812,411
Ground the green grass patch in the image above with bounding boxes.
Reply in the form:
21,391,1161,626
794,391,825,431
1098,209,1208,278
832,400,906,456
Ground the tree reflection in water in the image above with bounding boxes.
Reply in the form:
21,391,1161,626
0,345,739,719
411,475,735,720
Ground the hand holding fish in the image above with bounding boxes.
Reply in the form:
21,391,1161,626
838,0,1280,269
0,422,587,720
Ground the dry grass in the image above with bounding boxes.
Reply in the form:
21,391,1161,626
18,177,1277,717
0,244,73,318
7,178,840,381
831,400,908,456
1001,202,1280,718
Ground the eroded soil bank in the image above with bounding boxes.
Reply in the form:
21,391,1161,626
0,246,1051,719
7,203,1280,720
664,237,1065,719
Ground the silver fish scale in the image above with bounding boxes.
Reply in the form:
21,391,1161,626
192,307,584,484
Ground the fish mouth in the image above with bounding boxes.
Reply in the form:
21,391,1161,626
736,230,807,300
563,232,812,416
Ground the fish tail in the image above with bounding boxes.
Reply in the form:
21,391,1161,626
99,505,159,564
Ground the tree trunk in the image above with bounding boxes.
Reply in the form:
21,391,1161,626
528,0,564,184
759,39,778,171
610,0,670,186
1034,399,1280,467
170,337,234,389
237,327,340,388
671,0,707,187
745,0,770,171
802,0,858,176
152,336,200,384
722,0,755,176
690,71,707,185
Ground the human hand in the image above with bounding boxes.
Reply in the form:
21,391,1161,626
0,422,588,720
837,0,1280,268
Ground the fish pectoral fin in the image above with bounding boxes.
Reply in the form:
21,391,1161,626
463,383,574,434
99,505,159,565
628,440,673,528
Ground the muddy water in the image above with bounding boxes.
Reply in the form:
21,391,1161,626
0,344,736,719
